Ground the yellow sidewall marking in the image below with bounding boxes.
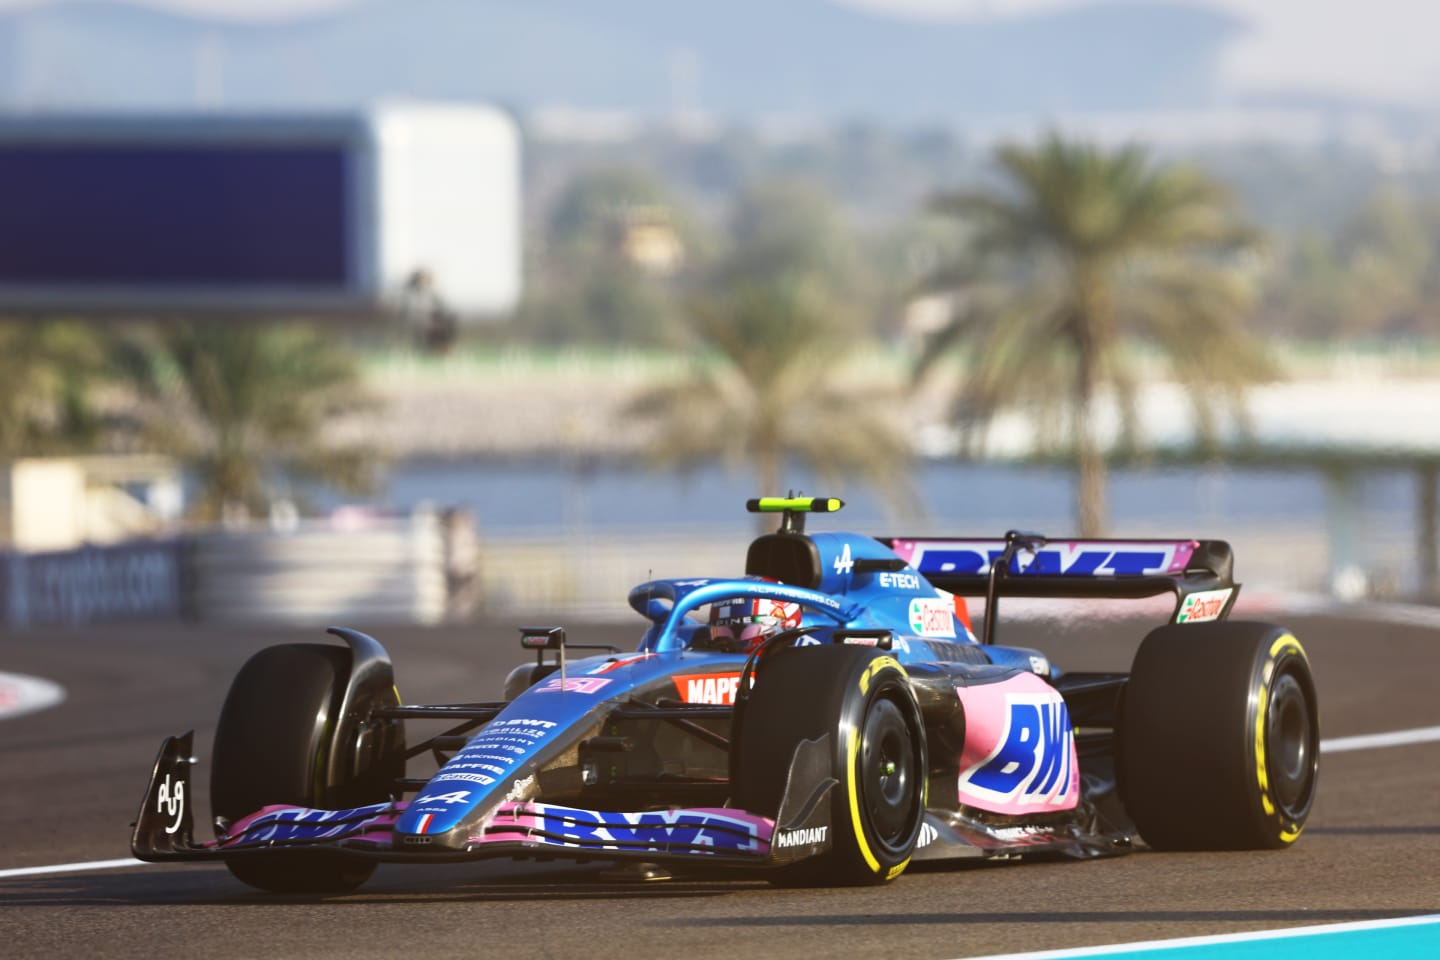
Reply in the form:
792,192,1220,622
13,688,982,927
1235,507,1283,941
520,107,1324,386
1256,634,1308,840
1268,634,1304,660
858,656,902,697
1255,684,1274,816
848,657,909,877
847,727,881,874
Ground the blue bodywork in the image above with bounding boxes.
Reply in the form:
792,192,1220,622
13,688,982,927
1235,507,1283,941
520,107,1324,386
391,527,1007,843
135,516,1135,874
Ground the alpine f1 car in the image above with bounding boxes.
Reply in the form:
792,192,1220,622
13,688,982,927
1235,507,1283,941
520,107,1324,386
132,497,1319,891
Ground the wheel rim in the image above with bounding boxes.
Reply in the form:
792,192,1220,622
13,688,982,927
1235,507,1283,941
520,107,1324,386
859,696,918,851
1267,670,1315,814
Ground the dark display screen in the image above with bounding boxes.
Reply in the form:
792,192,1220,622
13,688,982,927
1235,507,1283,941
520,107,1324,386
0,144,349,288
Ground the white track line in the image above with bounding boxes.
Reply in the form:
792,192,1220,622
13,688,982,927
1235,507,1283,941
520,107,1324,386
0,858,156,880
1321,725,1440,753
0,671,66,721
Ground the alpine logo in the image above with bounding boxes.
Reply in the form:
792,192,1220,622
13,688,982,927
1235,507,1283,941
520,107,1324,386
673,673,743,705
774,826,828,848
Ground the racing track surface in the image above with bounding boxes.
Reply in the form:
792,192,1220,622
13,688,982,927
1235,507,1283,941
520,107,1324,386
1,608,1437,960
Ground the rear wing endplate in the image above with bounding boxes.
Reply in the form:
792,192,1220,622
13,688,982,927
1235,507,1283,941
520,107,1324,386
880,532,1239,642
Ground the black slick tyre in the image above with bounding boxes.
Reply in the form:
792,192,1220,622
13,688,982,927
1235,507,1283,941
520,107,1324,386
211,643,384,893
734,644,926,885
1119,621,1319,851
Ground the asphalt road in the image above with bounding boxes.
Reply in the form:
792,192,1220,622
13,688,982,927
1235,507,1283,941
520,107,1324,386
1,609,1437,960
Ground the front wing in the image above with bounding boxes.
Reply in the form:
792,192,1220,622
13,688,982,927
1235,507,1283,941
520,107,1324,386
133,733,781,867
133,732,1128,871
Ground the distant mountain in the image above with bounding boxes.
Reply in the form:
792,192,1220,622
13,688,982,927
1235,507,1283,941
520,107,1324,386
0,0,1242,121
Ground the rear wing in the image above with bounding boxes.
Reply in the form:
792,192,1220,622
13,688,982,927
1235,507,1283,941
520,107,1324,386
879,532,1238,643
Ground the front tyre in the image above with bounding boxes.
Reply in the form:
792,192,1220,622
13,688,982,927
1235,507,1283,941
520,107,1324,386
1119,621,1319,851
211,643,392,893
734,644,926,885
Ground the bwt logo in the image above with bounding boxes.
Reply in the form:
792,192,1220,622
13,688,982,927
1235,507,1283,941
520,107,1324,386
917,545,1175,577
535,806,763,853
960,696,1075,807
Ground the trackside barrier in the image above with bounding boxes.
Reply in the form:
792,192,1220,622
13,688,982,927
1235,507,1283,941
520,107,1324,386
0,519,1412,628
0,540,186,628
188,512,448,625
0,512,453,628
473,528,750,619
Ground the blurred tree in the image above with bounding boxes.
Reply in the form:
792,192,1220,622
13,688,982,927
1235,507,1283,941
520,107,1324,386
0,320,112,458
1331,188,1440,334
919,134,1272,535
1261,187,1440,338
121,322,378,524
629,179,910,508
518,167,703,346
1260,232,1350,338
720,178,859,287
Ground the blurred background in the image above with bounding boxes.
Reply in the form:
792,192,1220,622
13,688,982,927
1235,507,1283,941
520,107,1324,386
0,0,1436,626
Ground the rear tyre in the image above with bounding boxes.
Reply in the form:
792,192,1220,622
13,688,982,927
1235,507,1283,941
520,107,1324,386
211,643,390,893
734,644,926,885
1119,621,1319,851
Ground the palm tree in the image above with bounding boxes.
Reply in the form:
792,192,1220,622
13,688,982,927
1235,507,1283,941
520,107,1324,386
629,180,911,514
0,320,112,458
520,167,702,346
122,322,379,524
631,278,911,501
918,134,1272,535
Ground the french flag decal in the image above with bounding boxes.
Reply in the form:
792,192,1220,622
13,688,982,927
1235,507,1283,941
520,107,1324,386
415,813,434,834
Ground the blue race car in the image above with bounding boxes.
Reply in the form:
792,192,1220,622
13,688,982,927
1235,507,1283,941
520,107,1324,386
132,497,1319,891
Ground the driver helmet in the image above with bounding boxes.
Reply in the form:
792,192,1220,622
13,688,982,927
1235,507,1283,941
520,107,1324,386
709,595,803,652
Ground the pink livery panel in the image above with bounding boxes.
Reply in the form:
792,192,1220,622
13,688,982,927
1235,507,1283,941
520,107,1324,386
955,672,1079,815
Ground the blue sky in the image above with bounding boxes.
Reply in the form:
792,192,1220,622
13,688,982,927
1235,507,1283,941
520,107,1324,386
0,0,1432,106
861,1,1431,106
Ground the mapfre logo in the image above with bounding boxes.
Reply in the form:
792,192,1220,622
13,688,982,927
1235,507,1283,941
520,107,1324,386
672,672,743,705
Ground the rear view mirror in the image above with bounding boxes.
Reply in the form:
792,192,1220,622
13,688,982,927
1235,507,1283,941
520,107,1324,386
520,627,565,650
